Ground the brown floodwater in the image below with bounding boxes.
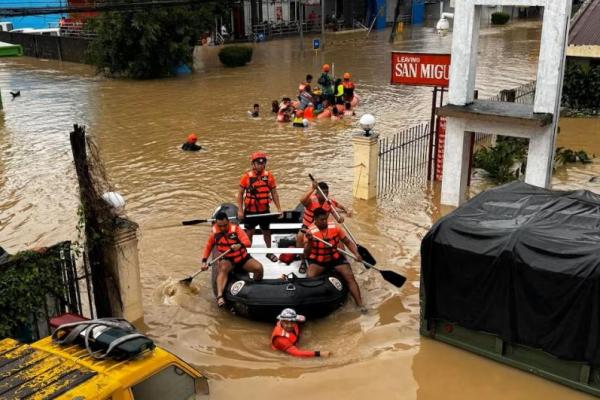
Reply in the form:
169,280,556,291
0,21,597,399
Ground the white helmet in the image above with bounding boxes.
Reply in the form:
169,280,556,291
276,308,306,322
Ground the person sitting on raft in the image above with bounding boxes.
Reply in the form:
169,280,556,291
342,72,355,103
304,208,366,313
298,85,315,110
201,212,264,307
271,308,331,358
297,180,351,251
249,103,259,118
182,133,202,151
271,100,279,113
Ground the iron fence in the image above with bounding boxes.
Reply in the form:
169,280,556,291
378,122,430,195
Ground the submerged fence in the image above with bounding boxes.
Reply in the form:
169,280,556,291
377,80,537,196
378,123,430,195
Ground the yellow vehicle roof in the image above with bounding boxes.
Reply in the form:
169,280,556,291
0,336,201,399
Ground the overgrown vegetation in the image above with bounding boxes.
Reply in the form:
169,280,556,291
473,137,592,183
86,2,231,79
0,249,65,339
218,46,253,67
491,11,510,25
562,61,600,112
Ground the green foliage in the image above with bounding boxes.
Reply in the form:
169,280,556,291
474,136,593,183
473,137,527,183
86,2,231,79
555,147,593,167
0,249,65,339
562,61,600,111
491,11,510,25
218,46,253,67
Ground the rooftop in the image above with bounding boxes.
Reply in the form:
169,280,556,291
569,0,600,47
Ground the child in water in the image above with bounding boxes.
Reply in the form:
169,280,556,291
248,103,259,118
271,308,331,358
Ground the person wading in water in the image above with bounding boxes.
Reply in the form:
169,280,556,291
237,152,282,262
271,308,331,358
201,212,263,307
304,207,366,313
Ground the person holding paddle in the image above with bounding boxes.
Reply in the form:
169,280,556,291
297,181,351,249
201,212,263,307
304,208,366,313
237,151,282,262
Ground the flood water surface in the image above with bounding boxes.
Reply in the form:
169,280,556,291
0,22,596,399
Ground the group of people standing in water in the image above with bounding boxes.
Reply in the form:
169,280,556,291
198,151,365,357
271,64,358,126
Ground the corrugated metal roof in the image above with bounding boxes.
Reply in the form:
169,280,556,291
0,338,96,400
570,0,600,46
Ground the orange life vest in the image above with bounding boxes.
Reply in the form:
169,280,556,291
307,222,342,263
243,170,272,213
213,224,248,263
302,194,334,227
271,321,299,350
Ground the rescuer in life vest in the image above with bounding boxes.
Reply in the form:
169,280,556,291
201,212,264,307
342,72,355,103
237,152,282,263
271,308,331,358
296,180,351,251
181,133,202,151
304,208,366,312
317,64,334,104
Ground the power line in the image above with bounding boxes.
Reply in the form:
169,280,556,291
0,0,216,17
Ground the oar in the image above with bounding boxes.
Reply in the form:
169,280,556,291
244,212,282,218
182,216,236,226
179,249,232,285
308,174,377,266
307,233,406,288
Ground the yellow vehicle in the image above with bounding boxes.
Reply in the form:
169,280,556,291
0,319,209,399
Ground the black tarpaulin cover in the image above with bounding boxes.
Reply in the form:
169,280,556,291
421,181,600,364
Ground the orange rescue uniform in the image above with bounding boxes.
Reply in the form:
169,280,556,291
202,223,251,264
239,170,277,213
306,222,346,264
302,194,339,227
271,322,320,357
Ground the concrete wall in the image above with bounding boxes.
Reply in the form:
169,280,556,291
0,31,89,63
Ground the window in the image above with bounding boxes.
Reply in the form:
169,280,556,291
131,365,195,400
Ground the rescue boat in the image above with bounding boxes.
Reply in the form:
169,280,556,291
210,203,349,321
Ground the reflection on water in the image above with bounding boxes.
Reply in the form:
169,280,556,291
0,21,596,399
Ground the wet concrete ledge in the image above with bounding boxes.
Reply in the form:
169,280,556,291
436,100,553,127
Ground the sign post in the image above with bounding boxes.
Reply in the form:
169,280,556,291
390,52,451,180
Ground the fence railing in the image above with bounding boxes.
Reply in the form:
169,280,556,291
378,122,430,195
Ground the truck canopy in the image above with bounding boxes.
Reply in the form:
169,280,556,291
421,182,600,365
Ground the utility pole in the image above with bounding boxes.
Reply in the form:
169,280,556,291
299,0,304,50
321,0,325,49
389,0,402,43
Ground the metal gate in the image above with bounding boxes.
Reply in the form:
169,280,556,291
378,122,431,195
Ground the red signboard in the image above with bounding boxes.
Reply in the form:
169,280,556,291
391,52,451,87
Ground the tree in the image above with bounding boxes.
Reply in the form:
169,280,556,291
86,2,231,79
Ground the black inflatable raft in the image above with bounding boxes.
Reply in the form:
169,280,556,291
210,203,348,321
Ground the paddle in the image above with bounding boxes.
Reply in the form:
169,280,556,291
308,174,377,266
182,216,236,226
179,249,232,285
244,212,282,218
306,232,406,288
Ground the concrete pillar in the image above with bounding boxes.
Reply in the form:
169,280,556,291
105,219,144,323
440,118,472,206
352,132,379,200
534,0,571,114
525,125,555,187
447,3,481,106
